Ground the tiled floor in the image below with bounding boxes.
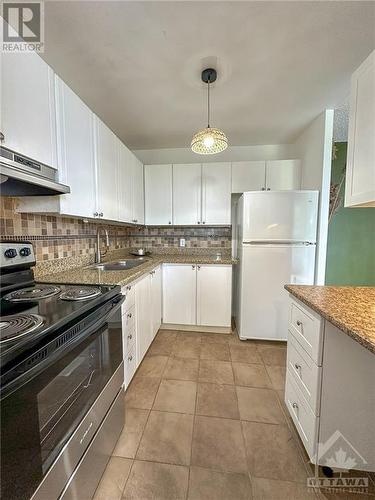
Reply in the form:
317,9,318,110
93,330,375,500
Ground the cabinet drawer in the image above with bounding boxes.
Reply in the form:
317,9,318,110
124,346,136,389
121,283,135,310
289,298,323,365
285,371,319,460
122,305,135,333
287,332,321,414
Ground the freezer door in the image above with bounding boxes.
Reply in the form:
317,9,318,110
238,244,315,341
242,191,318,243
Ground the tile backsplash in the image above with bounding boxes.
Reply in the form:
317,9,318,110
0,197,231,262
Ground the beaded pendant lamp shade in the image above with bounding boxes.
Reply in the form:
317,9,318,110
191,68,228,155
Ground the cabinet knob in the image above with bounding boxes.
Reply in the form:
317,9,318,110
197,265,201,270
0,132,4,142
292,402,299,410
127,312,132,318
126,285,132,291
197,221,201,224
294,363,301,371
192,265,196,270
168,221,172,224
128,355,133,362
261,187,265,191
128,334,133,340
202,221,206,224
93,212,99,217
267,188,270,191
296,320,302,327
99,212,103,217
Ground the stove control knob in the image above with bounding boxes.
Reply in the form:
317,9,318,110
20,247,31,257
4,248,17,258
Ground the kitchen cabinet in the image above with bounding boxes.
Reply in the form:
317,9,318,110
132,155,145,224
145,164,173,225
135,274,152,363
173,164,202,225
163,263,232,329
231,161,266,193
150,265,162,336
196,264,232,327
121,283,136,388
345,50,375,207
94,117,119,221
1,50,57,168
265,160,301,191
202,163,231,224
163,264,197,325
118,142,133,223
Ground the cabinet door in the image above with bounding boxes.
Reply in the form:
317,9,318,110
132,155,144,224
55,77,96,218
202,163,231,224
231,161,266,193
345,50,375,207
135,274,152,364
163,264,197,325
118,142,133,223
265,160,301,190
145,164,173,225
1,51,57,167
150,266,162,337
173,164,202,225
94,118,119,221
196,265,232,327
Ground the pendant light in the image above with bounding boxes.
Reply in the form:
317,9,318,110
191,68,228,155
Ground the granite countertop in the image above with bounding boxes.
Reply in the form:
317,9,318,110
36,253,236,288
285,285,375,354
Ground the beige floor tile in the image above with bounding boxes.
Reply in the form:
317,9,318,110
236,386,286,424
230,344,262,364
156,329,178,341
175,331,202,341
199,360,234,385
153,379,197,414
172,338,201,359
125,377,160,410
148,338,175,356
242,421,307,483
188,466,252,500
258,346,287,366
266,365,287,390
112,408,149,458
252,477,315,500
136,355,168,378
196,383,240,419
192,415,247,473
200,333,231,344
163,356,199,381
233,362,272,388
200,342,231,361
123,460,189,500
93,457,132,500
136,411,194,465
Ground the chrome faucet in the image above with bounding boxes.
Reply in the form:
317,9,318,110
95,227,109,264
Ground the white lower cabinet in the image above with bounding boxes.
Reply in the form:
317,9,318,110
135,274,152,363
150,266,162,336
163,263,232,328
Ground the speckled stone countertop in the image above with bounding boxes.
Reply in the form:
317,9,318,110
36,253,236,288
285,285,375,354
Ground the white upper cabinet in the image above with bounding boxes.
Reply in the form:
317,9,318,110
145,164,173,225
94,117,119,221
202,163,231,224
118,142,133,223
173,164,202,225
55,76,96,218
196,264,232,327
232,161,266,193
266,160,301,191
345,50,375,207
132,155,145,224
163,264,197,325
1,51,57,167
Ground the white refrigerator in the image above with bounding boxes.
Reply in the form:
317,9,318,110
235,191,319,341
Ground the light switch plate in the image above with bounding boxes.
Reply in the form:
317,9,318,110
179,238,186,247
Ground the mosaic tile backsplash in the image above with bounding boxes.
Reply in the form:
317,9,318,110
0,197,231,262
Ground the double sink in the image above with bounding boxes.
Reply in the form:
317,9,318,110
86,257,148,272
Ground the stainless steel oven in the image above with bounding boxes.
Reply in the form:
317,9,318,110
1,295,125,500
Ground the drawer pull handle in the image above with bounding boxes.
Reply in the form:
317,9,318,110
296,320,302,327
127,313,132,318
128,334,133,340
128,355,133,362
292,402,299,410
294,363,301,371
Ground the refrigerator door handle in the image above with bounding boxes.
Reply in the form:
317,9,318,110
243,240,316,246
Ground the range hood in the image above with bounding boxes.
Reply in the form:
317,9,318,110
0,147,70,196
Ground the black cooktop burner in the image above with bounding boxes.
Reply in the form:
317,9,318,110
0,314,44,343
4,285,61,302
59,286,101,301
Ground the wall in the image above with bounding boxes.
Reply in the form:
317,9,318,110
325,142,375,285
134,144,297,165
293,110,334,285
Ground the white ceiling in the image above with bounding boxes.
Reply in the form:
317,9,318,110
42,1,375,149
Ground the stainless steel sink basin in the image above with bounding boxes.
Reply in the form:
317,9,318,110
86,258,148,271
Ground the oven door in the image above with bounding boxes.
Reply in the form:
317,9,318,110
1,295,124,500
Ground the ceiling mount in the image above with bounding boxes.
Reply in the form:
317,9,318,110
201,68,217,84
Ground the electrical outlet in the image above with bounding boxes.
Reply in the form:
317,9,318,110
179,238,186,247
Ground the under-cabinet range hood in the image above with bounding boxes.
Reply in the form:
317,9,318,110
0,147,70,196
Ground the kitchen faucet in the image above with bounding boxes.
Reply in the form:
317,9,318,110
95,226,109,263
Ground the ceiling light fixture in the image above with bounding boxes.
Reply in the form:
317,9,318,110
191,68,228,155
